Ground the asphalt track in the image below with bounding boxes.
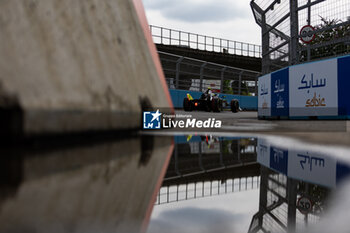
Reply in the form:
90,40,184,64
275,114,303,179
172,110,350,147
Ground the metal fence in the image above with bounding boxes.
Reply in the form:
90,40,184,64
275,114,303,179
158,51,260,96
156,176,260,205
150,25,262,58
251,0,350,74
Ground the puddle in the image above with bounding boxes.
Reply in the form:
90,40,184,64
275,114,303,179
1,133,350,233
148,134,350,233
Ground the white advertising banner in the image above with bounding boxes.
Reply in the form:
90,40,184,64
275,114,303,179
288,149,337,188
289,59,338,116
258,74,271,116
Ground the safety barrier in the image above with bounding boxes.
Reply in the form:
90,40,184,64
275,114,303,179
150,25,262,58
170,89,258,110
258,54,350,119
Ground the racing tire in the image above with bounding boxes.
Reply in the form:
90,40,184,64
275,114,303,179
230,99,239,113
211,99,221,112
219,99,223,112
183,98,193,111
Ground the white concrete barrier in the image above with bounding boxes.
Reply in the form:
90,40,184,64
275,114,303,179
0,0,172,136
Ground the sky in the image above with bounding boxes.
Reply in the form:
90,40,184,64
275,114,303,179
142,0,261,45
147,189,259,233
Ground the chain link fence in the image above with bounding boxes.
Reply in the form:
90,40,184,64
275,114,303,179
150,25,262,58
158,51,260,96
251,0,350,74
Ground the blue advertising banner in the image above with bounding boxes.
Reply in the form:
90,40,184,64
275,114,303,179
338,56,350,116
271,68,289,116
270,147,288,175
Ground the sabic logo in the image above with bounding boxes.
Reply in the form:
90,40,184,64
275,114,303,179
143,109,162,129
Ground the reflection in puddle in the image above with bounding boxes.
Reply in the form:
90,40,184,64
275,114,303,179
157,136,259,205
1,133,350,233
0,136,173,233
150,134,350,233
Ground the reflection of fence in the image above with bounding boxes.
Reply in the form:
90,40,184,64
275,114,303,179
156,176,260,205
150,25,262,58
248,167,326,233
251,0,350,74
158,51,260,95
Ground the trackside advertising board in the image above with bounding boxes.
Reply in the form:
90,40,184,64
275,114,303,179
258,55,350,118
258,74,271,116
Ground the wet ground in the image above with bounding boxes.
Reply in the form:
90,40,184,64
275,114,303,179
146,133,350,233
1,112,350,233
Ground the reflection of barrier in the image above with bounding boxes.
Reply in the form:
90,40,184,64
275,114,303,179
156,177,260,205
258,55,350,119
257,138,350,188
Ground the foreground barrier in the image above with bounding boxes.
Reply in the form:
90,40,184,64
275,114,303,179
258,55,350,119
169,89,258,110
0,0,172,137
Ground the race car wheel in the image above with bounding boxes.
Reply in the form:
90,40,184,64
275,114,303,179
211,99,221,112
183,98,193,111
230,99,239,113
219,99,223,112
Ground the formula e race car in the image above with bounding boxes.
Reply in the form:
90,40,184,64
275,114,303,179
183,93,222,112
183,93,240,113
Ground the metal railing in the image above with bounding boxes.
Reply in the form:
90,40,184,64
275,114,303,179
156,176,260,205
158,51,261,95
150,25,262,58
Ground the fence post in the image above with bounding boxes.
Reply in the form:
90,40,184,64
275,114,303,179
238,71,244,95
175,56,184,89
255,74,259,96
261,12,270,74
220,66,227,93
234,41,236,54
290,0,299,65
212,37,214,51
188,32,190,47
220,39,222,52
160,27,163,44
199,62,207,92
170,29,172,45
179,30,181,46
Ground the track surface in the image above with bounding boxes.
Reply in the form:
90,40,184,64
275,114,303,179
173,110,350,147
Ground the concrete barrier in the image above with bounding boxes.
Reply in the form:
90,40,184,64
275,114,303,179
0,0,172,137
169,89,258,110
258,54,350,119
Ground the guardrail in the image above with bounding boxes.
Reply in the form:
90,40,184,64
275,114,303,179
150,25,262,58
158,51,261,95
